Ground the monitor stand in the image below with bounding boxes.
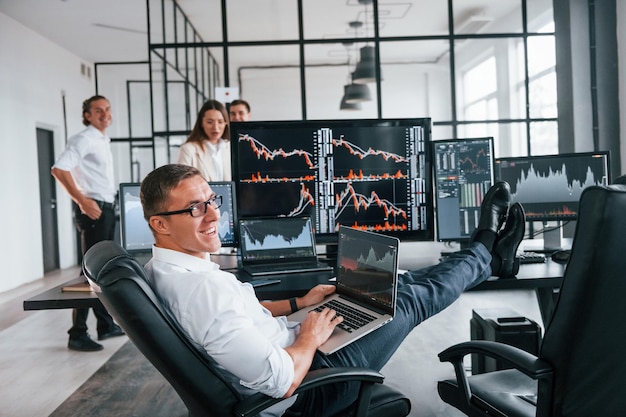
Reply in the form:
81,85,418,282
440,241,469,258
541,221,564,252
319,243,338,265
458,241,470,250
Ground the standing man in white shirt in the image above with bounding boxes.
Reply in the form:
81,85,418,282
51,95,125,352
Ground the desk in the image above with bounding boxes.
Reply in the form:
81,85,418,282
23,276,101,311
474,260,564,291
203,253,336,299
474,260,565,325
23,258,334,312
235,270,335,299
397,248,565,325
24,253,564,324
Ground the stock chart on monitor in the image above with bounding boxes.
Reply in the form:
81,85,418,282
434,137,495,241
495,151,610,221
230,119,434,242
119,181,238,250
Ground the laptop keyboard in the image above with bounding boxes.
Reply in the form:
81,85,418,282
313,299,377,333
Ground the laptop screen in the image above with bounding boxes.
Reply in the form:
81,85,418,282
336,226,399,315
239,217,317,262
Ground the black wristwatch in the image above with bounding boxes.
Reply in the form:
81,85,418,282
289,297,299,313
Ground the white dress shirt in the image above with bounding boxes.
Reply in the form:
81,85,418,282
52,125,116,203
177,139,231,182
144,246,298,415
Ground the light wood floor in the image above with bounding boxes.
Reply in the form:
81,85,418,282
0,266,543,417
0,266,129,417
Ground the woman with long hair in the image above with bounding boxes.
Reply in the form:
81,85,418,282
177,99,231,181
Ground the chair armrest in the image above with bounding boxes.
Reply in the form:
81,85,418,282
438,340,553,407
232,367,384,417
438,340,552,378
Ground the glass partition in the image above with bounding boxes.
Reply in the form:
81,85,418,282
144,0,557,168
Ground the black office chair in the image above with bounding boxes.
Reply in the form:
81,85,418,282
82,240,411,417
436,184,626,417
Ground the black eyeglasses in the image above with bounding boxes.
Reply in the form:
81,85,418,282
154,195,222,218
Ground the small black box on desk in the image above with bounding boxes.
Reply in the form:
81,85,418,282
470,308,542,375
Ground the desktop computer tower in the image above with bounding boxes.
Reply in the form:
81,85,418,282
470,308,542,375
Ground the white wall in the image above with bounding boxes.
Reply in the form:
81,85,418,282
0,12,94,292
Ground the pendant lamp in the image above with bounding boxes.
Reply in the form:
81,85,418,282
342,82,371,103
352,46,379,84
340,85,363,110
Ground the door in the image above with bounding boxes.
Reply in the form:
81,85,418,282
37,128,60,272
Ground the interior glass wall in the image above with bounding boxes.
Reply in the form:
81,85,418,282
146,0,556,162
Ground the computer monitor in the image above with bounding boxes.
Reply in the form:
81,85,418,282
230,118,434,243
119,183,153,253
495,151,610,221
433,137,495,242
495,151,610,251
207,181,238,247
119,180,238,252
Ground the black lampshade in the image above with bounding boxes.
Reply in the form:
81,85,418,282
352,46,379,84
343,82,371,103
340,85,362,110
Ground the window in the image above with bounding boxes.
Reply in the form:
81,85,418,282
143,0,557,170
462,56,498,121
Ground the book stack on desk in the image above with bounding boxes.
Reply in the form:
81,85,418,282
61,281,93,292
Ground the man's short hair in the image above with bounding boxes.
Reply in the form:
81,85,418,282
230,99,250,113
82,95,108,126
140,164,202,223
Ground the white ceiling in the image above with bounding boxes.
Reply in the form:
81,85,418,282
0,0,148,62
0,0,521,66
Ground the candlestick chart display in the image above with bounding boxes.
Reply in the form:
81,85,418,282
230,119,434,242
495,151,610,221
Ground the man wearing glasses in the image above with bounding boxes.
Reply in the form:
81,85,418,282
139,163,523,416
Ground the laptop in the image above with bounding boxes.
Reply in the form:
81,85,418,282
287,226,400,354
238,217,333,276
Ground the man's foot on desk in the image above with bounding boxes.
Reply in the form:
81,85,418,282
492,202,526,278
68,334,103,352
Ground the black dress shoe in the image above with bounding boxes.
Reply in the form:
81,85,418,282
492,202,526,278
98,324,125,341
68,334,104,352
476,181,511,234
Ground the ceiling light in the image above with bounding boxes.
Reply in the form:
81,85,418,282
455,13,494,34
352,46,379,84
343,82,371,103
340,91,362,111
340,85,364,110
